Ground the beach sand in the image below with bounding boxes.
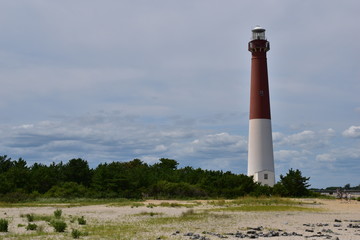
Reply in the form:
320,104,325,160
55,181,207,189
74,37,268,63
0,198,359,239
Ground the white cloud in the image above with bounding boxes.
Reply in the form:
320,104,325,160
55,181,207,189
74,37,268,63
342,126,360,138
274,149,312,163
316,153,336,162
334,147,360,160
272,132,285,142
190,132,247,154
323,128,336,137
273,128,337,151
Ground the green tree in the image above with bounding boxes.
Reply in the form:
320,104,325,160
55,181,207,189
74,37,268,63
156,158,179,170
29,163,61,194
2,158,30,192
151,158,179,183
0,155,13,173
62,158,92,186
91,162,133,198
276,168,310,197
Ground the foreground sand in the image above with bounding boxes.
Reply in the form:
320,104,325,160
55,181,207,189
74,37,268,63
0,198,359,239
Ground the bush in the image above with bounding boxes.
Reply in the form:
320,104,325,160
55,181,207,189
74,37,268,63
26,213,35,222
148,181,207,198
77,216,86,225
51,220,67,232
250,184,273,197
71,229,82,239
0,191,35,203
45,182,90,198
54,209,62,219
0,218,8,232
26,223,37,231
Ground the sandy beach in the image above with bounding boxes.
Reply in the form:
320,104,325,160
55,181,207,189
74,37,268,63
0,198,359,239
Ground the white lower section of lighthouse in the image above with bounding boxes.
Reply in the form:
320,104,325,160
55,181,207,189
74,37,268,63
248,119,275,186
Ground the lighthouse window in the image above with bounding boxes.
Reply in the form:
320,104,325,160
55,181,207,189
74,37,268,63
259,90,264,96
264,174,268,180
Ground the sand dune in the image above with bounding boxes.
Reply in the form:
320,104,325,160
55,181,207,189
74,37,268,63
0,198,359,239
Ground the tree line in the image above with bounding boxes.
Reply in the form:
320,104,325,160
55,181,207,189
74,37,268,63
0,155,312,202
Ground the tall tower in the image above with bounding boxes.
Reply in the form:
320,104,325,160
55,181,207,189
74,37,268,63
247,26,275,186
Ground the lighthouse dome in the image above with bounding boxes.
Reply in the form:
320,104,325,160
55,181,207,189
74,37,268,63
252,26,265,33
251,26,266,40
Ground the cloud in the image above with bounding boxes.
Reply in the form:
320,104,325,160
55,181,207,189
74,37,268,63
316,153,336,162
342,126,360,138
0,111,251,172
275,149,311,162
190,132,247,155
274,129,335,150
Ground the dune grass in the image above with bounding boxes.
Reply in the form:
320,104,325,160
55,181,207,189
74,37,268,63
0,198,141,208
209,196,301,206
83,222,144,240
209,205,322,212
207,197,322,212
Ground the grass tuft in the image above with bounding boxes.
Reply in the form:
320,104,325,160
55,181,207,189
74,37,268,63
26,213,35,222
0,218,9,232
54,209,62,218
136,211,164,217
26,223,37,231
51,219,67,232
71,229,82,239
78,216,87,225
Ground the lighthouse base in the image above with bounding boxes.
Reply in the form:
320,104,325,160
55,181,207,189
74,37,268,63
252,170,275,187
248,119,275,186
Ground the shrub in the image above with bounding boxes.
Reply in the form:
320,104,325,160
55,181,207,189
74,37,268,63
51,220,67,232
45,182,90,198
26,223,37,231
0,191,36,203
148,181,207,198
54,209,62,219
0,218,8,232
77,216,86,225
26,213,35,222
71,229,82,239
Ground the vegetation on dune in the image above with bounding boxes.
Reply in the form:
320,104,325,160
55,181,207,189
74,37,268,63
208,196,322,212
1,196,322,239
209,196,299,206
0,218,8,232
209,204,322,212
0,155,315,203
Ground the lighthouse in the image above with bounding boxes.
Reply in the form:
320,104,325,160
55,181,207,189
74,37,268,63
247,26,275,186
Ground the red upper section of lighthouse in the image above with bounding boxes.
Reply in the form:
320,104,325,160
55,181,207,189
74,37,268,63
249,35,271,120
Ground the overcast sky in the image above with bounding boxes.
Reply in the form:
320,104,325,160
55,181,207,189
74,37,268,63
0,1,359,188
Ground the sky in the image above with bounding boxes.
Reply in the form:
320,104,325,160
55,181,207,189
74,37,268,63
0,1,359,189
